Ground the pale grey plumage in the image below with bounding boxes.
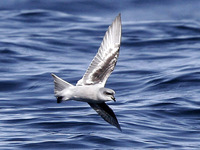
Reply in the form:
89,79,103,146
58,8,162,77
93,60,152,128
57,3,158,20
77,14,121,86
52,14,122,130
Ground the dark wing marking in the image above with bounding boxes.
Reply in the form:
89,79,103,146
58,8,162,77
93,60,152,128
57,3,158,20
88,102,121,131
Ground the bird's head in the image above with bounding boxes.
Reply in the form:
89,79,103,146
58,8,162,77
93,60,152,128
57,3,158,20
98,88,116,102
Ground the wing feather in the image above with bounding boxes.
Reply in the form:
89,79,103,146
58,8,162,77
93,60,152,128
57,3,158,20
88,102,121,131
77,14,121,86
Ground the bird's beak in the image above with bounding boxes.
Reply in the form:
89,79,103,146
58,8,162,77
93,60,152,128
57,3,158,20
111,96,116,102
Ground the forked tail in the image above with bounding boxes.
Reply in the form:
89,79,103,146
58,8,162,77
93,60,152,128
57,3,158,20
51,73,73,103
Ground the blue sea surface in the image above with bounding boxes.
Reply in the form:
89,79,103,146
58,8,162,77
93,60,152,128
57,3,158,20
1,0,200,149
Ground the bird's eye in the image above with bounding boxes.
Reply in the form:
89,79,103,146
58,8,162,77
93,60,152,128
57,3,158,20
104,91,113,95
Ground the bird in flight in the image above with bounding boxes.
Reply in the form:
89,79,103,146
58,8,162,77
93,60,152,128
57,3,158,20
52,14,122,130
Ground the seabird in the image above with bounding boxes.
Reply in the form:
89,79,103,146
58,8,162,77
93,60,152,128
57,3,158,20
52,14,122,130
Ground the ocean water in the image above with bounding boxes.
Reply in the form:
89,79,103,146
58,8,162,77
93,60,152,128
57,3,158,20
1,0,200,149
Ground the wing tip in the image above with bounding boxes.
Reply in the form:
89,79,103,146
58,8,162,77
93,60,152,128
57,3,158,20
116,13,121,22
118,13,121,18
112,114,122,131
117,124,122,131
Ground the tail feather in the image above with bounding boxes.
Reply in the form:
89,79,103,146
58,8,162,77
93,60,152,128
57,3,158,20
51,73,73,102
57,96,63,103
52,73,72,91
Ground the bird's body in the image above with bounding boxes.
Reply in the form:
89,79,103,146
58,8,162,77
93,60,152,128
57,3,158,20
70,85,101,103
52,74,115,103
52,14,122,130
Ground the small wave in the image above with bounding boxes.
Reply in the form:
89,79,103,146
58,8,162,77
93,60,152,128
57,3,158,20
0,80,25,92
145,71,200,92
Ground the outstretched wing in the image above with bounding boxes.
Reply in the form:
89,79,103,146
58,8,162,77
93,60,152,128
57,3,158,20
77,14,121,86
88,102,121,131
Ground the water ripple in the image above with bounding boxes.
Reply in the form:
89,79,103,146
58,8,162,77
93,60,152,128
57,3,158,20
1,3,200,149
